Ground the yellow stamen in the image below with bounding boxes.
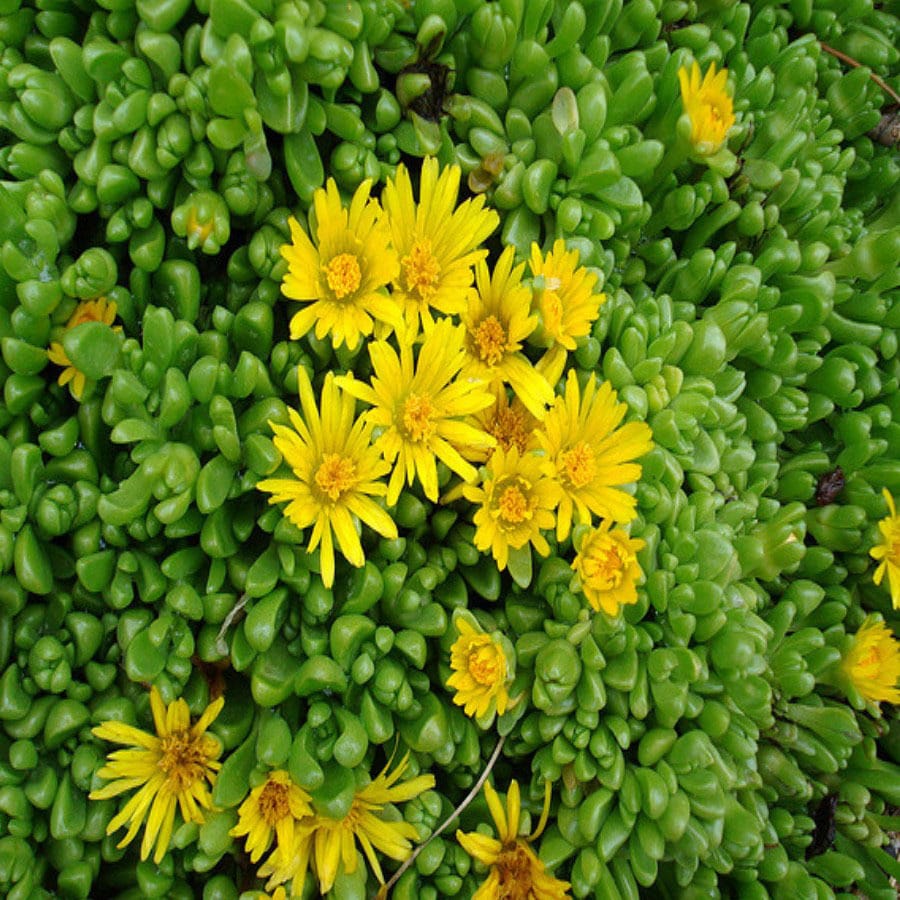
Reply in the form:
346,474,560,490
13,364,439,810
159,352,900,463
401,239,441,299
561,441,595,488
582,545,625,589
323,252,362,299
159,731,213,793
494,842,537,899
497,485,529,524
473,315,508,366
488,407,530,455
467,645,502,686
315,453,357,501
401,393,435,442
257,780,292,826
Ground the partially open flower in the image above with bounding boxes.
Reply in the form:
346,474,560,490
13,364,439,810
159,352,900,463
841,617,900,706
677,61,735,154
447,617,512,719
572,520,646,616
871,488,900,609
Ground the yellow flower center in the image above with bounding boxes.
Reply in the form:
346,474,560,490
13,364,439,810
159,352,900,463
402,239,441,300
315,453,357,501
467,644,503,686
401,393,436,442
258,779,292,826
496,484,530,525
187,209,213,243
583,541,626,590
159,730,213,793
473,315,508,366
68,302,106,328
488,406,530,455
495,841,536,899
561,441,596,488
323,252,362,299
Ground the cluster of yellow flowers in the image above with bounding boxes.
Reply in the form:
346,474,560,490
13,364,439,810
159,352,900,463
87,684,572,899
88,687,435,896
260,157,654,628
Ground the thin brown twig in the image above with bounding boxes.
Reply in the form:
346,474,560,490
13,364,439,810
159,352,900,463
820,42,900,106
375,734,507,899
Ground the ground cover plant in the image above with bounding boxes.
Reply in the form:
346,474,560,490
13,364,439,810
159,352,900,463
0,0,898,898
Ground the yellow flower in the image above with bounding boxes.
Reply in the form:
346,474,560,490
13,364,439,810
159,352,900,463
280,178,401,350
871,488,900,609
463,386,540,466
572,520,646,616
537,370,654,542
447,618,511,718
259,753,434,896
256,367,398,588
230,770,313,863
47,297,120,400
841,617,900,705
457,779,570,900
337,318,495,506
677,61,735,154
461,246,555,419
464,447,559,571
382,156,499,333
529,240,604,352
88,687,224,864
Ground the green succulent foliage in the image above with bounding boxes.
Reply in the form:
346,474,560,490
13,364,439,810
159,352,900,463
0,0,897,898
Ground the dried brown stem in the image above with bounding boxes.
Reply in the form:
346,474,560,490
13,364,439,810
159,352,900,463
820,42,900,107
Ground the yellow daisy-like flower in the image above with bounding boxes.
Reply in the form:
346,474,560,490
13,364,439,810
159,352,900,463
337,317,495,506
529,240,604,353
230,770,313,863
841,617,900,705
572,520,646,616
537,371,654,542
259,753,435,896
461,246,555,419
47,296,120,400
280,178,401,350
382,156,499,333
871,488,900,609
447,618,510,718
256,367,398,588
457,779,570,900
463,447,560,571
88,687,224,864
677,60,735,155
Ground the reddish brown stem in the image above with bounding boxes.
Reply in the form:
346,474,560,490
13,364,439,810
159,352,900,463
820,42,900,107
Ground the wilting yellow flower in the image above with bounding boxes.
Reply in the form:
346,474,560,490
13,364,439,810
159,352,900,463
256,367,398,588
457,779,570,900
260,753,434,896
230,770,313,863
337,318,495,506
280,178,400,349
572,520,646,616
461,246,555,419
447,618,511,718
677,61,735,154
464,447,560,571
382,156,499,332
89,687,224,864
871,488,900,609
47,297,120,400
841,617,900,705
537,371,653,542
529,240,604,353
